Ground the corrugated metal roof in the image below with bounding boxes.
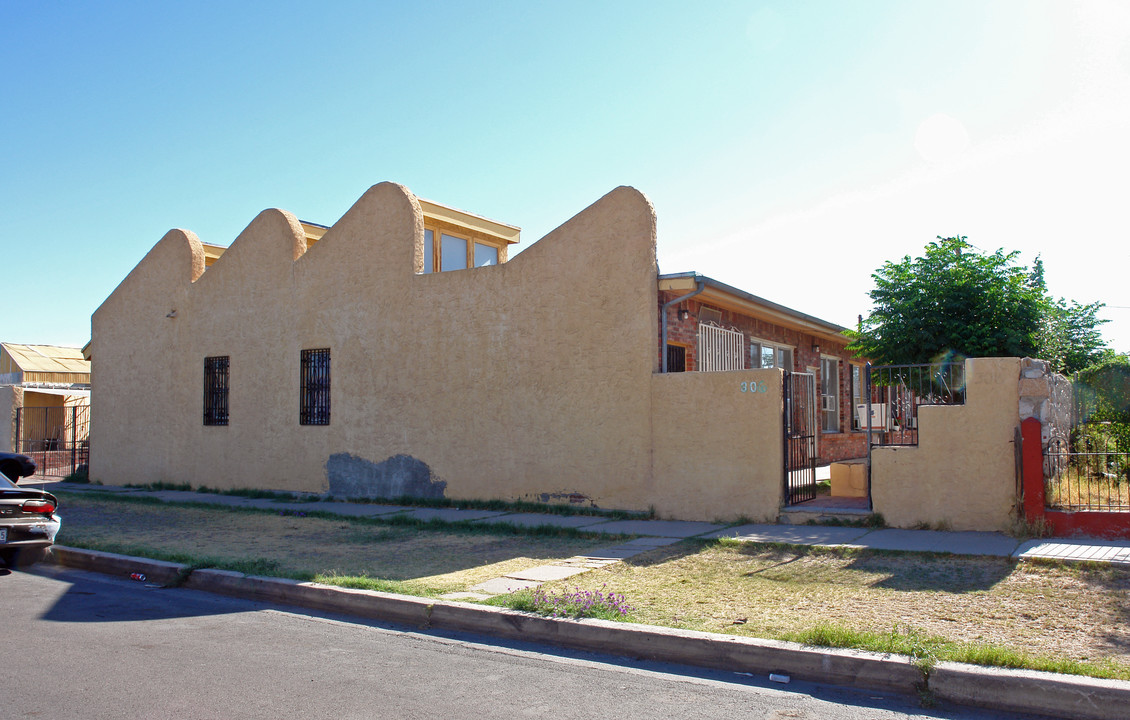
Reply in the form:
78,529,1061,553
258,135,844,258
1,343,91,374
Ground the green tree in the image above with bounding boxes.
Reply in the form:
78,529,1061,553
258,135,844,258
848,236,1044,365
1028,256,1111,373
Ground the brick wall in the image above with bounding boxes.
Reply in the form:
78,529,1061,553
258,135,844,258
658,291,869,461
817,432,868,463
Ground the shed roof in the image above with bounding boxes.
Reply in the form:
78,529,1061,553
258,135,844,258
1,343,91,374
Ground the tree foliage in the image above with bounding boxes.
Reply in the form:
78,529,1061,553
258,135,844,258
1076,354,1130,425
848,236,1043,365
1028,257,1110,373
848,237,1109,370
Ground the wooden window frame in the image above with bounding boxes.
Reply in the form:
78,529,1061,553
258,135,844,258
422,223,505,274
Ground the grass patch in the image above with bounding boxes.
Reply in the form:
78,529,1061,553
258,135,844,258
58,537,303,579
123,481,193,492
785,623,945,672
107,481,651,519
54,494,618,595
197,486,322,502
57,489,634,541
784,622,1130,681
312,572,440,597
805,513,886,528
62,466,90,483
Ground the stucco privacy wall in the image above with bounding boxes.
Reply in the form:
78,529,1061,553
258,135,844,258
92,183,785,519
870,357,1021,531
650,369,783,520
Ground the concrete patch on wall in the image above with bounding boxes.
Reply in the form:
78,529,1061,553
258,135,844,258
534,490,596,506
326,453,447,499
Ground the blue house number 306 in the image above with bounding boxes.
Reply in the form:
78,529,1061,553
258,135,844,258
740,381,768,394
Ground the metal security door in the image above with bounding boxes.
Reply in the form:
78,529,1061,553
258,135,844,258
783,371,817,505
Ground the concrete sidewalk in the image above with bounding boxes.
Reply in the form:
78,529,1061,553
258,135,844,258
37,480,1130,566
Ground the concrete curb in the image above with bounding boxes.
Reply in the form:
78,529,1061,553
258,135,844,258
930,661,1130,720
48,546,187,586
48,546,1130,718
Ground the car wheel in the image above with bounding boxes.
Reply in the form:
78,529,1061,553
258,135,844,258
2,547,48,568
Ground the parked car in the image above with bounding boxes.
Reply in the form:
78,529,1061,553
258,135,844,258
1,454,59,568
0,451,37,483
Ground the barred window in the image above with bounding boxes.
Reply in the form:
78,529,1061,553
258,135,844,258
696,324,744,372
666,344,686,373
300,348,331,426
203,356,229,426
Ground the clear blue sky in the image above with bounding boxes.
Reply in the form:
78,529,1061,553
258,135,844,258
3,1,1128,351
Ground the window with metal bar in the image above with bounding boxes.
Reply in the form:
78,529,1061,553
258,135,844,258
666,344,686,372
203,356,229,426
300,348,331,426
697,324,744,372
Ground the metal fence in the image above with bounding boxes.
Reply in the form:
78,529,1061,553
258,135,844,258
864,362,966,447
14,404,90,478
1044,429,1130,511
696,323,744,372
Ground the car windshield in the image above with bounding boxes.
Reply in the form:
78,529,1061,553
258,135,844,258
0,474,18,489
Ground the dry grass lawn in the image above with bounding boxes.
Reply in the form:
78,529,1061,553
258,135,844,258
56,495,606,594
553,541,1130,668
55,493,1130,676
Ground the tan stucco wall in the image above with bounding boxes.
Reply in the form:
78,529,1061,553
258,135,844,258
870,357,1021,531
650,369,784,521
91,182,788,520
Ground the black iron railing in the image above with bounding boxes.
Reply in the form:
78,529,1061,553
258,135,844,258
864,362,966,448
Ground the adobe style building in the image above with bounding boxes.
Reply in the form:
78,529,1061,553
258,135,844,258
90,183,866,521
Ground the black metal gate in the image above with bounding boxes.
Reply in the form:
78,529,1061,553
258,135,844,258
14,404,90,478
783,371,817,505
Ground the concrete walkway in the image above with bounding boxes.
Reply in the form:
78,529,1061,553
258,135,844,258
37,480,1130,598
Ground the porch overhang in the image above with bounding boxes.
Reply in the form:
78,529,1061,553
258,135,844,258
659,272,852,347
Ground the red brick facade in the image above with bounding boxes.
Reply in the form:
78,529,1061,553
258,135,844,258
658,290,867,464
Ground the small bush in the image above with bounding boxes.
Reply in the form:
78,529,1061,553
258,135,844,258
501,584,633,620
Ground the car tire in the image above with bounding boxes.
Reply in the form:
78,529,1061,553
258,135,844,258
1,547,49,569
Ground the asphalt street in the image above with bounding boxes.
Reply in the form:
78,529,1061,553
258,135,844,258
2,565,1058,720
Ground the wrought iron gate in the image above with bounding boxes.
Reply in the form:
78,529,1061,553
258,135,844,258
783,371,817,505
14,404,90,478
1043,379,1130,512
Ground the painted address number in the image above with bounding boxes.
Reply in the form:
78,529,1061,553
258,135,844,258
740,381,768,394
